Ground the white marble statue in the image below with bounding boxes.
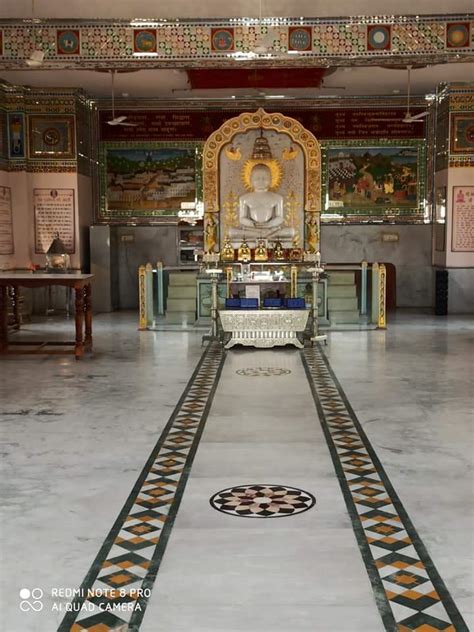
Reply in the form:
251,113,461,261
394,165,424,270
229,163,295,246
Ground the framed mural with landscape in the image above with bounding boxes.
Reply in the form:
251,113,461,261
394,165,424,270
98,143,200,222
324,143,425,222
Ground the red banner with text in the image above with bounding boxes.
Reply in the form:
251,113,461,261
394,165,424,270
99,108,425,142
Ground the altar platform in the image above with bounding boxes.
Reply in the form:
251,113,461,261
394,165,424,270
219,308,310,349
139,262,388,333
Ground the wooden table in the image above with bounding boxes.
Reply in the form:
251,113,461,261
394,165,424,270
0,273,93,360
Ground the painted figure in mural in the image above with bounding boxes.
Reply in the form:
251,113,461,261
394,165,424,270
383,173,394,195
229,163,295,245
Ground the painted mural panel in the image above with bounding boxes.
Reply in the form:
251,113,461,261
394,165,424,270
327,146,420,218
105,147,196,214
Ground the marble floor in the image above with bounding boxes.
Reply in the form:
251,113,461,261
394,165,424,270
0,311,472,632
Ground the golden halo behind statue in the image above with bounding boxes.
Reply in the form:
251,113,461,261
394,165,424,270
241,159,283,191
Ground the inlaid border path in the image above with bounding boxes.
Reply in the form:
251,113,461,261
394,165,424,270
302,345,468,632
58,342,225,632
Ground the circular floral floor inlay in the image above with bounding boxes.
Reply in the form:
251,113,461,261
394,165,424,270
235,367,291,377
210,484,316,518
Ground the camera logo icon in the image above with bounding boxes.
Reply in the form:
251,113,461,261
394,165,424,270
19,588,44,612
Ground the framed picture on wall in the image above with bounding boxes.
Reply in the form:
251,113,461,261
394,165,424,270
34,188,75,254
450,113,474,154
28,115,76,159
325,144,424,222
452,186,474,252
98,143,199,223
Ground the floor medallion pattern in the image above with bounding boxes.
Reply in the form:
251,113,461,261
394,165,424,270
235,367,291,377
302,346,468,632
58,342,225,632
210,484,315,518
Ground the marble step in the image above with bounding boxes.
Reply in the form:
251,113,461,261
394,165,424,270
166,297,197,312
167,285,197,299
327,271,355,285
327,285,357,298
168,272,197,287
330,310,361,324
163,311,196,324
328,297,359,311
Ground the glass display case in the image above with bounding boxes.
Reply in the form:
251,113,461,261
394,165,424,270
178,224,204,266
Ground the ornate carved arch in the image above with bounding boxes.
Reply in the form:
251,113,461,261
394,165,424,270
202,108,321,253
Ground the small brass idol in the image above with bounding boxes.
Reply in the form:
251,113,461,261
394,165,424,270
237,238,251,263
254,239,268,262
221,235,235,262
272,240,286,261
289,236,302,262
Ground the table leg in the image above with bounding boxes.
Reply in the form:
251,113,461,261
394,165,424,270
84,283,93,352
0,286,8,353
74,286,84,360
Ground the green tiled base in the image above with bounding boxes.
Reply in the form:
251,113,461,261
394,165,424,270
327,285,357,298
327,272,355,285
168,272,198,286
167,286,197,299
328,297,359,311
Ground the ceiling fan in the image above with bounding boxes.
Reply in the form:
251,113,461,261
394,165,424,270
107,70,138,127
402,65,429,123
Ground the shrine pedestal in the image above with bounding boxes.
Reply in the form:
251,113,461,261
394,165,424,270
219,309,310,349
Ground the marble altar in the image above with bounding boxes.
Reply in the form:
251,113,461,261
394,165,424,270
219,309,310,349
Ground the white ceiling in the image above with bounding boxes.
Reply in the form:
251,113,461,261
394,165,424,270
1,0,473,19
1,63,473,99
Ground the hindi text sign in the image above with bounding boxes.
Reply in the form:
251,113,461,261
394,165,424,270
34,188,75,254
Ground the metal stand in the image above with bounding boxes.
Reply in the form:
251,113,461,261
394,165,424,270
308,263,327,345
201,268,222,345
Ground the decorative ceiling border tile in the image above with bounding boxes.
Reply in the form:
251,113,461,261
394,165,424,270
0,15,472,69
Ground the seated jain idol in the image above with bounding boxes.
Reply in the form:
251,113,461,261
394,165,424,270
229,134,296,247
